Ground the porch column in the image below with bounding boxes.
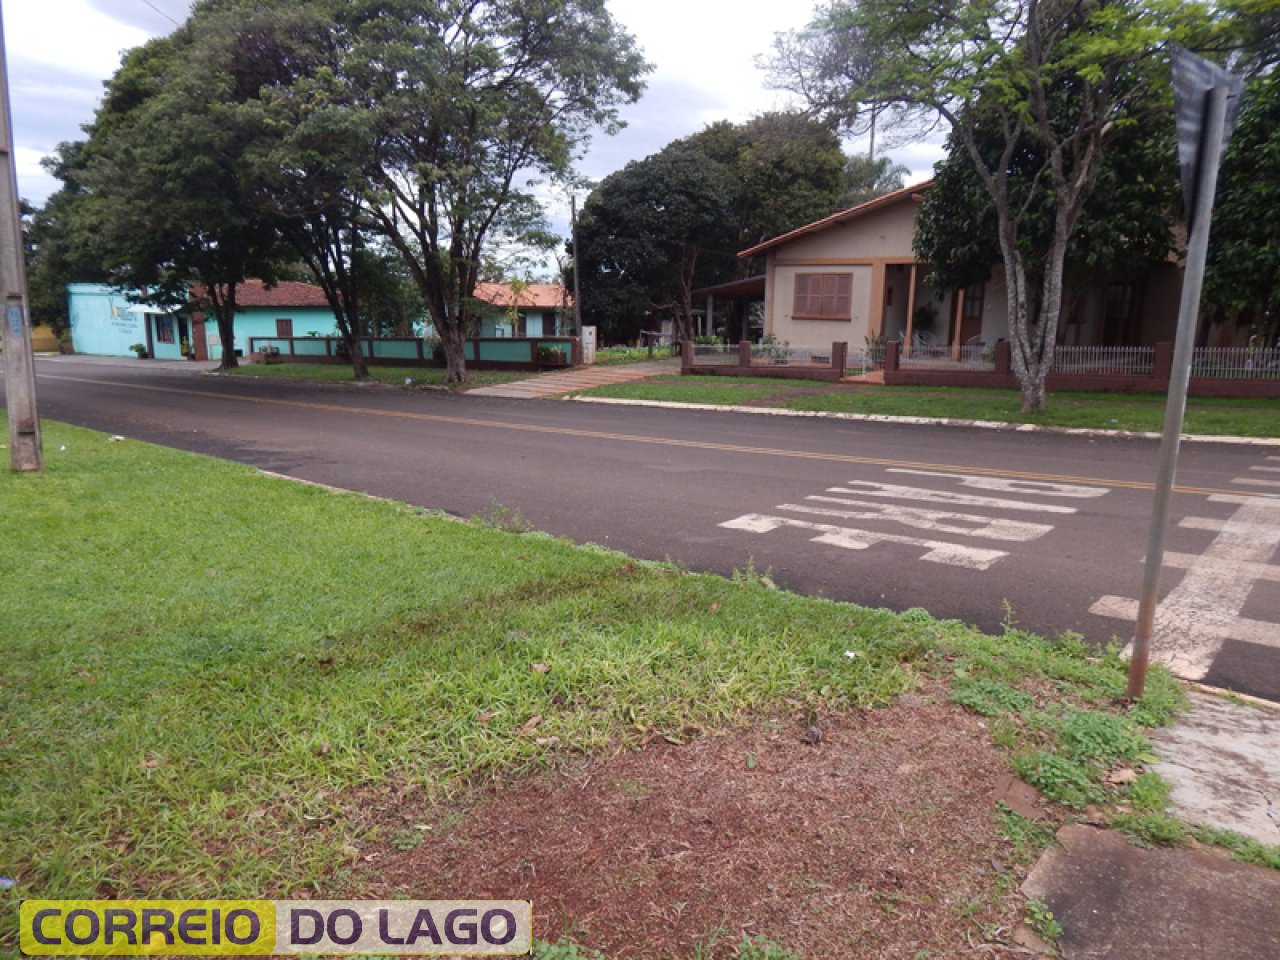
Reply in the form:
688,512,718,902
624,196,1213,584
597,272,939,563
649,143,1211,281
706,294,715,337
951,288,966,361
903,262,918,357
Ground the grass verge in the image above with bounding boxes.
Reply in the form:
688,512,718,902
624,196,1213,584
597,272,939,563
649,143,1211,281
578,377,1280,438
0,420,1253,956
217,362,528,389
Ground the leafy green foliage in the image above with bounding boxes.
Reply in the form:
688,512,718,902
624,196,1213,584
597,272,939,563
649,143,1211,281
949,678,1036,717
75,24,292,369
997,806,1059,864
916,113,1179,294
1206,69,1280,344
1057,709,1149,769
770,0,1214,411
1024,898,1063,946
841,154,909,207
1194,825,1280,871
1013,751,1101,809
576,113,846,343
576,140,738,343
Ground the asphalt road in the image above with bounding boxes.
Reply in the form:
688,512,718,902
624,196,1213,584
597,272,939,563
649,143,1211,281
20,356,1280,701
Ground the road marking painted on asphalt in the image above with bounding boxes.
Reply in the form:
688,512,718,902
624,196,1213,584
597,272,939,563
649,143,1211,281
886,469,1111,499
789,497,1054,541
1249,466,1280,473
720,470,1100,569
773,504,1054,542
1090,492,1280,679
35,372,1268,500
824,482,1078,514
1233,477,1280,488
719,514,1009,569
1162,551,1280,583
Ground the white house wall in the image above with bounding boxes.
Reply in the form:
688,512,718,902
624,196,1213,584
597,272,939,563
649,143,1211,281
768,262,873,349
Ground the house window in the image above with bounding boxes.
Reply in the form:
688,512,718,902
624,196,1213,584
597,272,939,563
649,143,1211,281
276,318,293,338
793,273,852,320
155,314,175,344
962,283,985,320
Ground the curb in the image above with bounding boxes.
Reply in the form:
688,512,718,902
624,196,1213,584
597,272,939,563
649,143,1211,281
570,396,1280,447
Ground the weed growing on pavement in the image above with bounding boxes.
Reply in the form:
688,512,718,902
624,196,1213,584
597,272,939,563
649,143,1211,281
1193,826,1280,871
1023,898,1063,947
997,806,1059,864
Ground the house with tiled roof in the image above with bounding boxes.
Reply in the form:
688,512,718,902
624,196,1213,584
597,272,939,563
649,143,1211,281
67,280,339,360
470,282,572,338
187,280,338,361
741,181,1182,353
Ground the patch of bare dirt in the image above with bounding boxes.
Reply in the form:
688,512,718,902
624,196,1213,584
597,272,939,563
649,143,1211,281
350,696,1039,959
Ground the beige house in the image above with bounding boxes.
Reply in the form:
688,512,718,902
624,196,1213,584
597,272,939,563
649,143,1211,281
739,181,1184,353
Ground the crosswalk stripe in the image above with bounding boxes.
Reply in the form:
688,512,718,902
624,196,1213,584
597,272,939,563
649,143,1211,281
826,482,1078,514
789,497,1054,542
719,514,1008,569
886,469,1110,498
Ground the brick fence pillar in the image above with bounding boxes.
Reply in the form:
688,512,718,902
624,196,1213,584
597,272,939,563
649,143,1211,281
995,340,1012,376
681,340,693,373
885,339,900,373
1153,341,1174,381
738,340,752,367
832,341,848,374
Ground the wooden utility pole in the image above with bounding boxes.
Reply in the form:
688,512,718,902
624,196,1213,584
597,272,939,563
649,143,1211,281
0,0,42,471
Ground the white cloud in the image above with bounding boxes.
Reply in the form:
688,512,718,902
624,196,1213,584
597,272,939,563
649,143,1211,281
5,0,149,78
7,0,944,226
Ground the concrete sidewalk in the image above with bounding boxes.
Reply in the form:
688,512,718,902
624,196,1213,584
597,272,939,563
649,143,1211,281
1023,691,1280,958
466,358,678,398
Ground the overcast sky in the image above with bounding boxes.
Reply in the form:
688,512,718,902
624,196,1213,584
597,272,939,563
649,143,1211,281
5,0,941,217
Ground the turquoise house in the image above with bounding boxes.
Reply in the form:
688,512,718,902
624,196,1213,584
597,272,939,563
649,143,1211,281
67,280,339,360
67,283,189,359
193,280,337,360
472,282,571,338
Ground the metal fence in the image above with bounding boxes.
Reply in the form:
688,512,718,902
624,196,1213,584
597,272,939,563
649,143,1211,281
748,344,835,366
1191,346,1280,379
1050,345,1155,376
689,343,739,366
901,343,995,368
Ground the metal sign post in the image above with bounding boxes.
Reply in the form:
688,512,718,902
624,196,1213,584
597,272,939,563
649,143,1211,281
0,0,42,472
1127,51,1243,699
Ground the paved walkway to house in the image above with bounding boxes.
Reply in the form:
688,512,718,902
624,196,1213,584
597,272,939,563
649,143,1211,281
466,358,680,398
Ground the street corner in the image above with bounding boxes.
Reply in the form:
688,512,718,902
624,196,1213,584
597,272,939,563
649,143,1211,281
1022,824,1280,959
1149,690,1280,847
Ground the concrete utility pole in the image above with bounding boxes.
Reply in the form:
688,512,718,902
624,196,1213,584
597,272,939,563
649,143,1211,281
0,0,42,471
570,194,583,337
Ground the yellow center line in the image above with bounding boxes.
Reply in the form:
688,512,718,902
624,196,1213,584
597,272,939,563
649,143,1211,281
39,372,1267,500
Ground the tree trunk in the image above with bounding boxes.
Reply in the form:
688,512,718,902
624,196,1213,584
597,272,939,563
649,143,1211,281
440,321,467,385
344,332,369,379
216,309,238,370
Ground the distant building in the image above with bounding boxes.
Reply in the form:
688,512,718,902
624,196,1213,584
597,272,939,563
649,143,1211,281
471,283,572,338
67,280,338,359
740,182,1183,352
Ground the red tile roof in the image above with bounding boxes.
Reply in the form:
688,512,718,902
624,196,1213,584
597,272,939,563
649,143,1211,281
191,280,331,309
738,180,934,259
472,282,572,310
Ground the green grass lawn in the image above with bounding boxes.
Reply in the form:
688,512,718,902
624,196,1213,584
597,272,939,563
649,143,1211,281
579,377,1280,438
218,362,529,389
0,421,1211,956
